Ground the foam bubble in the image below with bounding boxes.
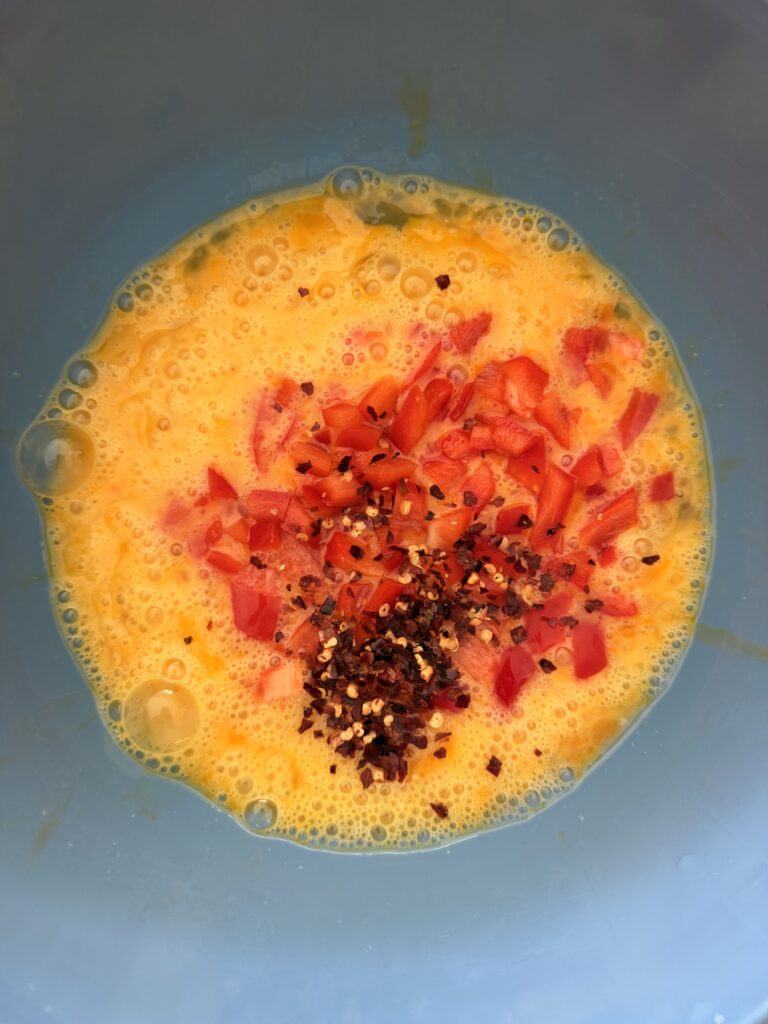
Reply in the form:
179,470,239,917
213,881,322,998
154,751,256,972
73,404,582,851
18,420,94,495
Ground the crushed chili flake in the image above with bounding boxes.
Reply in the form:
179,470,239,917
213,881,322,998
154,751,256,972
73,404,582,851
430,801,449,819
183,635,192,645
641,554,661,565
370,452,386,463
348,544,364,560
435,273,451,290
366,404,378,422
360,767,374,789
546,522,565,536
336,454,352,473
300,381,314,395
434,747,448,759
559,615,578,629
274,631,285,642
318,596,336,616
486,755,502,777
329,764,337,774
539,572,554,593
531,464,540,474
463,491,477,507
533,748,542,757
516,513,533,529
206,619,213,631
584,598,603,614
489,496,505,508
510,625,527,645
296,461,312,474
429,483,446,500
272,401,283,413
539,658,557,674
298,286,309,297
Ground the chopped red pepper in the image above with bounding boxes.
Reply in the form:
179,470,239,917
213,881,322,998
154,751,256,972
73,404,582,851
579,487,638,550
448,312,492,354
530,465,575,549
572,621,608,678
389,384,429,453
618,389,659,449
207,466,238,501
650,470,675,502
494,647,536,706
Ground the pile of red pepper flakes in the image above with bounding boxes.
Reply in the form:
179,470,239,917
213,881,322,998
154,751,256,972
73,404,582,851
170,315,672,815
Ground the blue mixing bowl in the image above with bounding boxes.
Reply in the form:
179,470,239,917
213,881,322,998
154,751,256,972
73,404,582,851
1,1,766,1021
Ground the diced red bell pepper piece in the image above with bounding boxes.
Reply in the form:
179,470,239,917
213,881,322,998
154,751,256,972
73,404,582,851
448,381,475,421
388,483,427,541
448,312,492,354
231,581,281,640
335,423,381,450
454,631,500,683
562,325,609,383
359,375,400,421
363,578,406,613
489,416,535,456
407,340,442,384
572,621,608,678
530,465,576,549
572,445,603,487
586,361,614,397
650,470,675,502
599,595,639,617
439,429,472,460
206,548,245,574
257,661,303,701
501,356,549,416
598,545,617,567
422,457,467,494
525,591,572,654
469,423,494,452
546,551,595,590
534,390,571,448
424,377,454,420
205,516,224,547
496,504,534,535
427,507,474,549
474,361,505,404
322,401,365,430
599,443,623,477
389,384,429,454
245,490,313,533
506,434,547,494
362,455,418,489
290,441,333,477
494,647,536,707
579,487,638,550
223,515,250,544
325,532,381,574
618,389,659,449
335,581,371,618
288,617,320,658
462,461,495,510
317,476,361,508
249,518,282,550
207,466,238,501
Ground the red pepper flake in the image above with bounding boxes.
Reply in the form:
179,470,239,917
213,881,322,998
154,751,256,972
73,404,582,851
274,631,285,643
584,598,603,613
463,491,477,507
348,544,364,560
318,596,336,616
531,464,540,474
489,496,505,508
272,401,283,413
370,452,386,463
533,748,542,757
366,404,378,422
486,755,502,777
430,801,449,819
329,764,337,774
337,454,352,473
510,625,527,645
296,461,312,474
429,483,446,500
300,381,314,395
360,767,374,789
433,747,448,759
298,286,309,297
183,635,192,645
297,719,313,734
206,619,213,631
539,658,557,673
641,554,661,565
435,273,451,290
516,513,533,529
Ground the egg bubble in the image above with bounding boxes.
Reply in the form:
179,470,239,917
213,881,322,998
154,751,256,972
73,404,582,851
18,420,95,496
243,798,278,831
123,681,199,751
330,167,364,200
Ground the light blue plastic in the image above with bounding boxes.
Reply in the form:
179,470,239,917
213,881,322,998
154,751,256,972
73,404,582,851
1,1,766,1022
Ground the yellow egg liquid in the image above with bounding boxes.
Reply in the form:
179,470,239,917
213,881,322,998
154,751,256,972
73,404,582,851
19,168,711,850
